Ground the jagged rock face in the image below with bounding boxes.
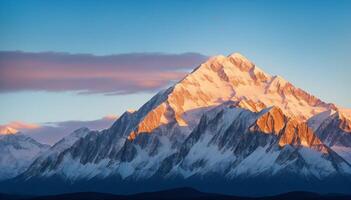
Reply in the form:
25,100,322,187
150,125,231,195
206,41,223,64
128,102,176,140
16,53,351,193
0,134,49,180
21,104,351,182
250,106,286,134
250,107,326,151
313,112,351,163
21,90,176,179
278,119,325,151
153,105,348,180
316,112,351,147
339,113,351,132
22,127,94,178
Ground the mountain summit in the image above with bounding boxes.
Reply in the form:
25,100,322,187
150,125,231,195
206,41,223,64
128,53,337,140
0,126,18,135
2,53,351,196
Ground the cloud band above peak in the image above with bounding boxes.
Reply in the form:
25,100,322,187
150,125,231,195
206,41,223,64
0,51,207,95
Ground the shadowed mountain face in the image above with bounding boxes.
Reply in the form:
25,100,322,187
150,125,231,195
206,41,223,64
1,53,351,196
310,111,351,163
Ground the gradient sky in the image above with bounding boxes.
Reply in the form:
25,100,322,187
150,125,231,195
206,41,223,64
0,0,350,125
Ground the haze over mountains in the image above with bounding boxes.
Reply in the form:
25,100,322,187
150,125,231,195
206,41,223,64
1,53,350,196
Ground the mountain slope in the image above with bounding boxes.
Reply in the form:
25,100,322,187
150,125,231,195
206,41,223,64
22,127,95,179
9,53,351,195
150,105,349,180
310,110,351,163
0,134,49,180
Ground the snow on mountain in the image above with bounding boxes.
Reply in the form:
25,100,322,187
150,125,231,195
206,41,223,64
150,105,350,180
12,53,351,194
0,133,50,180
307,110,336,131
22,127,94,179
167,53,333,119
0,126,18,135
311,110,351,163
127,53,335,142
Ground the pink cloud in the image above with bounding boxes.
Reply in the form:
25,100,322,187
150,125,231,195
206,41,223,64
0,51,207,94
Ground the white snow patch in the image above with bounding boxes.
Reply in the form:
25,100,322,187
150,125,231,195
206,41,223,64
299,148,335,178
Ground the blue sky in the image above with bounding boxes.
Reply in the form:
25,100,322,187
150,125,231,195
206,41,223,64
0,0,350,125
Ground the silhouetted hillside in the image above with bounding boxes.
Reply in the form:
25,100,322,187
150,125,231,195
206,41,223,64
1,187,351,200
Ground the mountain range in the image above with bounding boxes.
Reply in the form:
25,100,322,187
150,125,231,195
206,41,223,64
1,53,350,196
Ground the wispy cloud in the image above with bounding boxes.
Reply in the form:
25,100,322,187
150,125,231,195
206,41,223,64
0,51,207,94
0,115,119,144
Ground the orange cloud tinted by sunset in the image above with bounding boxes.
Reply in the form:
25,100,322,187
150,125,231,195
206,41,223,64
0,51,207,95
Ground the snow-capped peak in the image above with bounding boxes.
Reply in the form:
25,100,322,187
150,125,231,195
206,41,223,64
331,111,351,132
0,126,19,135
52,127,91,150
11,52,351,196
228,52,248,59
127,53,337,140
0,134,50,180
269,75,289,87
227,52,255,70
126,109,137,113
